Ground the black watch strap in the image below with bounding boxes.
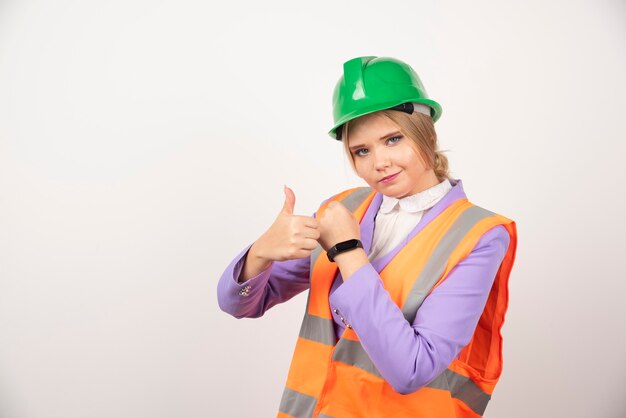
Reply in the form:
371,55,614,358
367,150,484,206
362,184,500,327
327,239,363,262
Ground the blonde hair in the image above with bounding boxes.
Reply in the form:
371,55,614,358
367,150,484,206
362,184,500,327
341,110,450,182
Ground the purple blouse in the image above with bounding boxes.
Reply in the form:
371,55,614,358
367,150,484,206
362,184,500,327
217,179,510,394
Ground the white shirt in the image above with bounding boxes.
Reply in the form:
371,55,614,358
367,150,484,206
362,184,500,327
368,179,453,261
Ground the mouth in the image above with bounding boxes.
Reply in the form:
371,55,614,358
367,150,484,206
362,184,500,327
379,172,401,184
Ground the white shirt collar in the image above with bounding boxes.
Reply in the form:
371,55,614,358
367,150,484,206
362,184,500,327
379,179,452,214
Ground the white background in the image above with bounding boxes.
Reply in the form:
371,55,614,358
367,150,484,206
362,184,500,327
1,0,625,417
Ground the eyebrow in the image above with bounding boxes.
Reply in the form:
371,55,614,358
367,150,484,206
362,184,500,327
348,131,402,151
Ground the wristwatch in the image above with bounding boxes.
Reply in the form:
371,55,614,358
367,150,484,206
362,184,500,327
327,239,363,262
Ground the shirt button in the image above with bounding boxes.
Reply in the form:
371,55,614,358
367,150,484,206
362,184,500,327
238,285,251,297
333,308,339,314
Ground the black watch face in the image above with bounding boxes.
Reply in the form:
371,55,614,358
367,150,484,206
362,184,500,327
335,239,359,251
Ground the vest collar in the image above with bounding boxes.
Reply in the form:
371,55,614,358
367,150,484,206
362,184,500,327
359,179,467,270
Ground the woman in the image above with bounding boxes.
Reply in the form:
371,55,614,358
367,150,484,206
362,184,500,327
217,56,517,418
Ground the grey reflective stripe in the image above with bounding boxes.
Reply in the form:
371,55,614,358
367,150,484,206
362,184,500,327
339,187,372,212
332,341,491,416
318,414,334,418
279,387,317,418
310,245,323,274
425,370,450,390
425,370,491,415
299,314,336,346
401,206,495,324
442,369,491,416
332,339,382,378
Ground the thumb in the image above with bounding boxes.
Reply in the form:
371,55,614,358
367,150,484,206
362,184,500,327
281,185,296,215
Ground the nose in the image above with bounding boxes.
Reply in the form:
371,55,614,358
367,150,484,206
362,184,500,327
373,148,391,171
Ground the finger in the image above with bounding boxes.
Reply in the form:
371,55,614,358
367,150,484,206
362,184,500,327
293,215,320,229
300,238,319,251
329,201,349,213
281,185,296,215
302,227,321,240
293,249,314,259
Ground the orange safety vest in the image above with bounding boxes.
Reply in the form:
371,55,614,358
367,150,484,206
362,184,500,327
278,187,517,418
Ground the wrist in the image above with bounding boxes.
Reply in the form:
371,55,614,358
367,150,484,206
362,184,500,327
248,240,273,266
334,248,369,281
327,238,363,262
240,242,273,283
333,247,367,264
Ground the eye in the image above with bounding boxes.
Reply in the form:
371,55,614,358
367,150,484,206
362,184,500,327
386,135,402,145
354,148,369,157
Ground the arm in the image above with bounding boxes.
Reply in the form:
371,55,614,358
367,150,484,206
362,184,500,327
216,244,311,319
328,225,510,394
217,186,320,319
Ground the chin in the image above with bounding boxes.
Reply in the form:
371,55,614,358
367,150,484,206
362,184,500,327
375,186,409,199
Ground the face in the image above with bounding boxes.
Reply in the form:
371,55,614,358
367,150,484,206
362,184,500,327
347,113,439,198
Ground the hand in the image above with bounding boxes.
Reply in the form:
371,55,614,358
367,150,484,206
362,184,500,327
252,186,321,262
317,201,361,252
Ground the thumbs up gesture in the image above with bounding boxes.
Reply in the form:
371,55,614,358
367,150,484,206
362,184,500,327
252,186,321,262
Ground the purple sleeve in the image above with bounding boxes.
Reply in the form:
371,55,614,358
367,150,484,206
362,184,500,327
216,244,311,319
328,225,511,394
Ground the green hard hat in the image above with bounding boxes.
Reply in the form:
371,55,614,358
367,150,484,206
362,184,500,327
329,56,442,140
